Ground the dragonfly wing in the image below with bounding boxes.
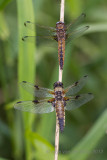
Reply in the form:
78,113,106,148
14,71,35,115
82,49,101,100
65,75,88,96
23,21,57,44
14,99,55,114
22,35,57,44
65,26,89,45
65,93,94,111
66,13,86,33
20,81,54,98
24,21,56,33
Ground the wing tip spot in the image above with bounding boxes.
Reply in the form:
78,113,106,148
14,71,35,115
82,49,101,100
22,81,27,83
22,37,24,41
26,21,30,23
88,93,92,95
22,36,28,41
82,13,86,17
24,21,30,26
24,22,26,26
17,101,22,104
86,26,89,29
75,81,79,86
75,95,80,99
33,100,39,104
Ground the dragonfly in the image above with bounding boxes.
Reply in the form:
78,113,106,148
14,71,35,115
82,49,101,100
22,13,89,70
14,75,93,132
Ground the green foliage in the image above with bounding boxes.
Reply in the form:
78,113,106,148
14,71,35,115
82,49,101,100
0,0,107,160
0,0,12,11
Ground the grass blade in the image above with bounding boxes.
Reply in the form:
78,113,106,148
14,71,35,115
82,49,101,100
17,0,36,159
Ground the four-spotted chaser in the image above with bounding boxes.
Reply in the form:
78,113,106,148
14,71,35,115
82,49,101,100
14,75,93,132
22,13,89,70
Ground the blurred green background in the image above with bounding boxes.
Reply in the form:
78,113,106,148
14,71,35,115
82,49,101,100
0,0,107,160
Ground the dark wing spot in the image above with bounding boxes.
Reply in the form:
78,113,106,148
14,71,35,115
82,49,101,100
22,36,28,41
17,101,22,104
75,95,80,99
26,21,30,23
24,23,26,26
33,100,39,104
24,21,30,26
34,85,39,90
22,81,27,83
54,36,58,42
75,81,79,86
64,97,69,101
82,13,86,17
84,75,88,78
88,93,92,95
48,100,51,103
86,26,89,29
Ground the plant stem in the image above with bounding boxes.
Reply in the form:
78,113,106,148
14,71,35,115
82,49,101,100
54,1,65,160
60,0,65,22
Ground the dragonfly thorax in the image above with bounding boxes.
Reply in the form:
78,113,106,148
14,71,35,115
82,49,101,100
54,82,65,101
56,22,66,40
55,91,62,101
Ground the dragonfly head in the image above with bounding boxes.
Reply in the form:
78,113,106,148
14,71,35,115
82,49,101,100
56,21,65,30
53,81,63,89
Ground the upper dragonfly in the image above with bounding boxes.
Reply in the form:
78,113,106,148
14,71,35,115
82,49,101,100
14,75,93,132
22,13,89,70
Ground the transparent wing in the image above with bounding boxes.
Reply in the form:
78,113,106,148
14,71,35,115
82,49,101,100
22,35,57,44
66,13,86,33
14,99,55,114
65,75,88,96
20,81,54,98
22,21,57,44
65,93,94,111
65,26,89,45
24,21,56,33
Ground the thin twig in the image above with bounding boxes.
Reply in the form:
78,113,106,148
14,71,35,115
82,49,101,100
59,67,63,82
54,1,65,160
60,0,65,22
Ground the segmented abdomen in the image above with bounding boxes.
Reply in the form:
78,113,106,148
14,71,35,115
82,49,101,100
55,102,65,132
58,38,65,70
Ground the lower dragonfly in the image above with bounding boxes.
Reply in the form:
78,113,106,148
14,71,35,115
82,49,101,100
14,75,94,132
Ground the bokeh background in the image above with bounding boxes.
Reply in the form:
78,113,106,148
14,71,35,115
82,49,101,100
0,0,107,160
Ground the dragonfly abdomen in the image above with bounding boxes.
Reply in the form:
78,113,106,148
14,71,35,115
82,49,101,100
55,102,65,133
58,39,65,70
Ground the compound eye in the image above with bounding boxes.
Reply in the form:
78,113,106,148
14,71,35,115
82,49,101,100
56,22,59,24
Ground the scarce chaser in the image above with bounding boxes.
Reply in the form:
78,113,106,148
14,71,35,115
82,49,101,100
14,75,93,132
22,13,89,70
